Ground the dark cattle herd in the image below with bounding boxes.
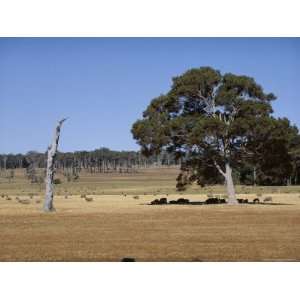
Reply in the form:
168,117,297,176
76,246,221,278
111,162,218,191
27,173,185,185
149,197,270,205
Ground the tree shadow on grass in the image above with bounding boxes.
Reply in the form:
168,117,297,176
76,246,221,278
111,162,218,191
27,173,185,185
142,198,295,206
249,202,294,206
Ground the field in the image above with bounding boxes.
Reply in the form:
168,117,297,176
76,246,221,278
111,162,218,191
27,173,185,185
0,167,300,261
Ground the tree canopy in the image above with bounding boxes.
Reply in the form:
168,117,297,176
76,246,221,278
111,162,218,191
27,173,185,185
132,66,300,203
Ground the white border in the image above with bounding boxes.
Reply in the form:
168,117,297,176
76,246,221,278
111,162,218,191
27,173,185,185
0,1,299,299
0,262,299,300
0,0,299,36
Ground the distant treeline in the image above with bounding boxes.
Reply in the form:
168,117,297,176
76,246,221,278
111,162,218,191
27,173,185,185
0,148,177,173
0,146,299,186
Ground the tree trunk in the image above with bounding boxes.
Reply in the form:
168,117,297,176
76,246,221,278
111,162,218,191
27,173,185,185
253,166,257,186
214,161,238,205
224,163,238,205
44,118,67,212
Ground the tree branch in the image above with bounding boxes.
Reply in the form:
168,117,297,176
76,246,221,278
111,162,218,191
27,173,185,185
213,160,226,177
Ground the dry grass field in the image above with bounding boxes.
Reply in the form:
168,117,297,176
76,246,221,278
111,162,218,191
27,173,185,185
0,167,300,261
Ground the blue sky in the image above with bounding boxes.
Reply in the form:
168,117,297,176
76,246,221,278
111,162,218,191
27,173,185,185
0,38,299,154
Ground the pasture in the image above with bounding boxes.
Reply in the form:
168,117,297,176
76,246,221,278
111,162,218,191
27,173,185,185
0,167,299,261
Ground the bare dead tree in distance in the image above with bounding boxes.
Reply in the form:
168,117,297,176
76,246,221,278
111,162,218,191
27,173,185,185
44,118,67,212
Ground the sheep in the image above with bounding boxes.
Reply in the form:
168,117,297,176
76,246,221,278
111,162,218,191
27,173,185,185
263,196,273,203
85,196,93,202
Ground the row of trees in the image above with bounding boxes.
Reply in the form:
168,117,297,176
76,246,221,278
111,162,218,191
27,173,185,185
0,148,177,175
1,141,300,187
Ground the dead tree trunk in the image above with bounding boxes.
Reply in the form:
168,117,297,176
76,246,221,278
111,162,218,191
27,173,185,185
214,161,238,205
44,118,67,212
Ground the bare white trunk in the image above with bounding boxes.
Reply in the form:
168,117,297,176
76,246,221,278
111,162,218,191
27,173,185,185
214,160,238,205
253,166,257,186
224,163,238,205
44,118,67,212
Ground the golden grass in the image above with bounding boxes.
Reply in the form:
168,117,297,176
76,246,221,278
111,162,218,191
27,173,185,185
0,167,300,261
0,193,299,261
2,167,300,196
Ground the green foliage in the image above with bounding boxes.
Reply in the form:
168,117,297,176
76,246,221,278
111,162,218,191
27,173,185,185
132,66,300,188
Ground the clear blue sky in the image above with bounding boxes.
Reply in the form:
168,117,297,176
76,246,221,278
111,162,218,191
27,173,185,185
0,38,299,154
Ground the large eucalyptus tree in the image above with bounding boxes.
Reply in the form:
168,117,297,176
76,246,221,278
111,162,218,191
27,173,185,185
132,67,285,204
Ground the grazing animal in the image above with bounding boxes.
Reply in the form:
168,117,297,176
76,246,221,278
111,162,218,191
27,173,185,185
159,198,167,204
85,196,93,202
150,199,159,205
253,198,260,204
168,198,189,204
177,198,189,204
205,198,226,204
205,198,220,204
18,199,30,205
237,198,248,204
150,198,167,205
263,196,272,203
